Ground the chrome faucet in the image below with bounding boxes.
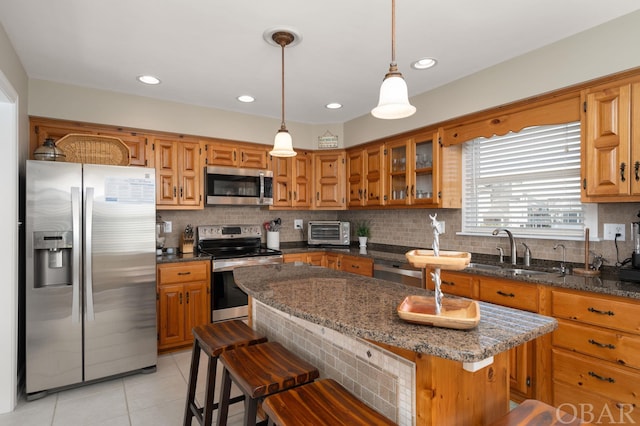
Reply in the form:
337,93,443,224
492,228,517,265
553,243,566,274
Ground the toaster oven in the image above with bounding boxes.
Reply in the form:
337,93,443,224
307,221,350,246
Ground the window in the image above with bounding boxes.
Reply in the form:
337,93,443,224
462,121,595,238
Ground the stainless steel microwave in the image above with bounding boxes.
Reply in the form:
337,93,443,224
308,221,350,246
205,166,273,206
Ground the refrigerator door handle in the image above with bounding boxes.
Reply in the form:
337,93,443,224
85,186,95,321
71,186,81,324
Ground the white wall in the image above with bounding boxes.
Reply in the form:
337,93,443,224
344,9,640,145
0,21,28,414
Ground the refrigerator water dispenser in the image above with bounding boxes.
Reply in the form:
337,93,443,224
33,231,73,288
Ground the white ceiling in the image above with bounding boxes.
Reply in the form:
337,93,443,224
2,1,640,124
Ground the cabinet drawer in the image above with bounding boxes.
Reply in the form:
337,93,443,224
428,271,474,298
552,290,640,334
341,255,373,277
553,319,640,370
553,380,640,425
552,348,640,408
158,261,209,284
479,278,538,312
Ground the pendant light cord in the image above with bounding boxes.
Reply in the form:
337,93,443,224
391,0,396,66
280,42,286,130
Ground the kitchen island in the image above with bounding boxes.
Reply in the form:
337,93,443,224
234,263,557,425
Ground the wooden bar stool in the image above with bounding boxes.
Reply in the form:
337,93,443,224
262,378,397,426
491,399,590,425
216,341,320,426
183,320,267,426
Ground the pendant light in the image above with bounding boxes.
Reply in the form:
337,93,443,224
371,0,416,119
270,31,297,157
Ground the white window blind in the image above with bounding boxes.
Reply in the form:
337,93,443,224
462,121,585,238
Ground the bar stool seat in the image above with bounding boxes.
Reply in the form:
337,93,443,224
262,378,397,426
491,399,589,425
216,341,320,426
183,320,267,426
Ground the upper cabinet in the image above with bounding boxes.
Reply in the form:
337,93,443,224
30,117,152,167
203,139,269,169
347,143,385,207
383,131,461,208
154,137,203,210
270,150,312,209
313,150,346,209
582,80,640,201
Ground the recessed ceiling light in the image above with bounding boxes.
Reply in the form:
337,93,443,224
325,103,342,109
411,58,437,70
137,75,161,85
237,95,255,103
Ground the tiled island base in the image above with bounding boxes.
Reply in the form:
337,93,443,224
253,301,415,425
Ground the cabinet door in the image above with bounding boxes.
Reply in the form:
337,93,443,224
365,144,385,206
427,271,475,298
154,139,179,206
239,147,268,169
97,130,150,167
583,84,631,197
510,342,533,400
184,281,209,342
292,152,312,208
306,252,325,267
31,122,92,158
283,253,307,263
412,136,436,205
325,253,340,270
178,141,202,207
347,148,365,207
158,284,185,348
632,82,640,196
385,138,412,205
205,142,237,167
313,151,346,209
271,156,292,207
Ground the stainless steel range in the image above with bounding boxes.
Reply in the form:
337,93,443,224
196,225,283,322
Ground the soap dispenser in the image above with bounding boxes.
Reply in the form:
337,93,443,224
522,242,531,267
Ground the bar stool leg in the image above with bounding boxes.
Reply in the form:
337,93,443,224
183,340,201,426
216,367,232,426
202,355,217,426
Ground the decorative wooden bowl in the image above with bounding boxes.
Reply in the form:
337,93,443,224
397,295,480,329
405,249,471,271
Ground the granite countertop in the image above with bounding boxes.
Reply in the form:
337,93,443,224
233,263,557,363
156,252,211,264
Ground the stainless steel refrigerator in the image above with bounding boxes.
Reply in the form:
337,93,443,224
25,160,157,398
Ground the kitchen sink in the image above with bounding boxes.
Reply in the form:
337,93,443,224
504,268,551,276
467,263,502,271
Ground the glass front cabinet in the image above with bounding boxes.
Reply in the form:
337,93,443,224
385,131,439,206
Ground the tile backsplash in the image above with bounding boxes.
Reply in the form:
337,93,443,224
159,202,640,266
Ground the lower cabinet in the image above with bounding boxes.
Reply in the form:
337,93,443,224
157,260,210,353
283,251,373,277
426,272,537,402
549,288,640,424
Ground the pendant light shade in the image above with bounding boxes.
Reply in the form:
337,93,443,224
269,31,297,157
372,0,416,120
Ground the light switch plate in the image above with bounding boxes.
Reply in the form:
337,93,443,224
164,221,172,233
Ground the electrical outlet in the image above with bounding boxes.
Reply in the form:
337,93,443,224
294,219,303,230
603,223,624,241
164,221,172,233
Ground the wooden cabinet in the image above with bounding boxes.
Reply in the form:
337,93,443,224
270,151,312,209
203,139,269,169
30,117,152,167
313,151,346,209
340,254,373,277
154,137,203,209
582,80,640,201
384,131,461,208
347,144,385,207
157,261,210,352
283,251,373,277
426,270,476,298
549,289,640,423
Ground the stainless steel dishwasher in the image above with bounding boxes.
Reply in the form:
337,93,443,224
373,259,424,288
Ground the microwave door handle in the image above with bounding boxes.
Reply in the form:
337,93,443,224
259,171,264,204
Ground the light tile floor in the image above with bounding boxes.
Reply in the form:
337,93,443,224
0,349,247,426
